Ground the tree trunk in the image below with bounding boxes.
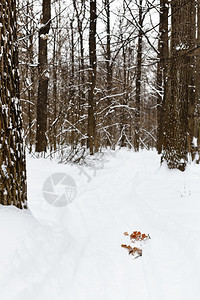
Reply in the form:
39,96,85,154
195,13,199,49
104,0,113,147
187,1,196,160
196,1,200,159
162,0,195,171
120,42,127,148
73,0,87,146
36,0,51,153
0,0,27,208
134,0,143,151
87,0,97,155
69,19,75,148
157,0,169,154
52,28,57,152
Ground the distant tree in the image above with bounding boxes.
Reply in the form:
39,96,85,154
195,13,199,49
157,0,169,154
103,0,114,147
134,0,143,151
73,0,87,146
18,0,37,153
87,0,97,155
0,0,27,208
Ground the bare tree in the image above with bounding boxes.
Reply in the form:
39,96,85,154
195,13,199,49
16,0,159,159
87,0,97,155
157,0,169,154
134,0,143,151
36,0,51,152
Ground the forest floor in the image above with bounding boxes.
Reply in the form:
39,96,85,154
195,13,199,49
1,149,200,300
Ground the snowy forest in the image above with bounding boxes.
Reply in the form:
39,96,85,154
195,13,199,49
1,0,200,299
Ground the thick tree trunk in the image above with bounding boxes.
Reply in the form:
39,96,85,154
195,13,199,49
36,0,51,153
0,0,27,208
162,0,195,171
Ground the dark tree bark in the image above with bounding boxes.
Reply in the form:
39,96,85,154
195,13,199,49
104,0,113,147
73,0,87,146
162,0,195,171
27,0,35,153
196,1,200,158
36,0,51,153
87,0,97,155
187,1,196,160
0,0,27,208
73,0,86,100
52,27,57,152
120,39,128,148
157,0,169,154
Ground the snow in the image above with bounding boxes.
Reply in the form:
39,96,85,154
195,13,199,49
1,149,200,300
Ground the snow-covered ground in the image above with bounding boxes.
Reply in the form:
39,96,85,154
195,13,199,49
1,149,200,300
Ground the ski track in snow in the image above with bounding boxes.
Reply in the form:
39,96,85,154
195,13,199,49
1,150,200,300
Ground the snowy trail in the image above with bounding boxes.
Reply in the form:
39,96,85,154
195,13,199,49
26,151,154,300
61,154,152,300
2,150,200,300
